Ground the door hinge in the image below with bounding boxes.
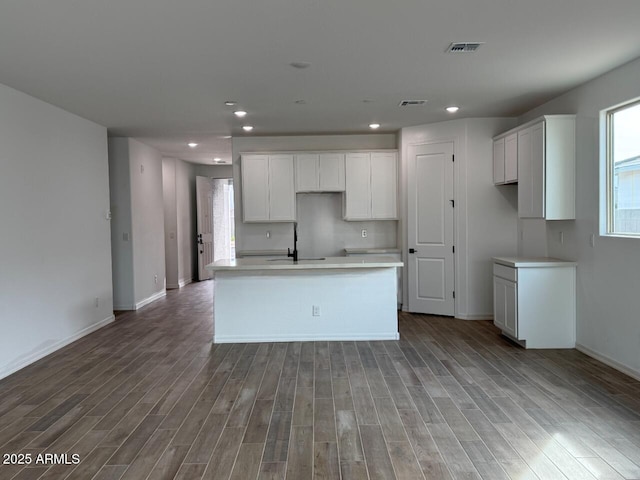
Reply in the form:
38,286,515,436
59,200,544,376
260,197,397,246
452,245,455,254
452,154,455,162
453,291,456,299
450,199,455,208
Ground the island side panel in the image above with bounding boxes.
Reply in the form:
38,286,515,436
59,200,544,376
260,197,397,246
212,267,399,342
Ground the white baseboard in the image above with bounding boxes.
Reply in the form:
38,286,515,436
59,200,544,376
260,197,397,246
575,343,640,382
113,304,135,311
166,284,180,290
0,315,115,381
178,278,192,288
214,332,400,343
134,290,166,310
456,313,494,321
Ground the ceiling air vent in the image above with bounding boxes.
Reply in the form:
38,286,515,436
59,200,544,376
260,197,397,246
398,100,427,107
446,42,483,53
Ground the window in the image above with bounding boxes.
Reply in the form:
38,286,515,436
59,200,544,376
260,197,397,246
605,99,640,235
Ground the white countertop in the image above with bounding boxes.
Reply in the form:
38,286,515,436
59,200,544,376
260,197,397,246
344,247,401,254
493,256,577,268
208,256,403,272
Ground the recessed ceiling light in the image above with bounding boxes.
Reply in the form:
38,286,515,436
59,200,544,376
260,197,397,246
242,125,254,132
369,123,381,129
446,106,460,113
290,61,311,69
188,142,198,148
234,110,247,117
224,101,237,106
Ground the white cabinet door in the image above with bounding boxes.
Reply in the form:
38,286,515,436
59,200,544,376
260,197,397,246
319,153,345,191
530,122,545,218
517,127,533,218
371,152,397,219
295,154,319,192
518,122,546,218
494,275,517,338
241,155,270,222
493,138,505,184
493,276,507,330
268,155,296,221
503,279,518,338
344,153,371,220
504,132,518,183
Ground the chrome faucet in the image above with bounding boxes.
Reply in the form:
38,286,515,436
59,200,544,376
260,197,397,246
287,222,298,262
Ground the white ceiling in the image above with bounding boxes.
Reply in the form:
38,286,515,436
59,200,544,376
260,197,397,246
1,0,640,164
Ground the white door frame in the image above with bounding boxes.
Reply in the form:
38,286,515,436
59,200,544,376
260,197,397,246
405,140,458,317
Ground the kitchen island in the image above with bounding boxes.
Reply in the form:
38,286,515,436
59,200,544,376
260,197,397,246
206,256,403,343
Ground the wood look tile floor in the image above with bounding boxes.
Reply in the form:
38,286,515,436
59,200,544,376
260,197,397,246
2,282,640,480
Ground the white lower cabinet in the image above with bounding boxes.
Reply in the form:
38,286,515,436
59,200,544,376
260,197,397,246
493,258,576,348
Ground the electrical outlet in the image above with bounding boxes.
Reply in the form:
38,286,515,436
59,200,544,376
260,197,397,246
590,234,595,247
95,297,99,308
559,231,564,244
140,164,145,174
312,305,320,316
154,275,158,284
361,229,367,238
266,231,271,239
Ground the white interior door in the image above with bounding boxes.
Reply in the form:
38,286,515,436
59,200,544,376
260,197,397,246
407,142,455,316
196,176,213,281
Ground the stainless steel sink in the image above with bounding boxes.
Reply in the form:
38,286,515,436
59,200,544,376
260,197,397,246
266,257,326,261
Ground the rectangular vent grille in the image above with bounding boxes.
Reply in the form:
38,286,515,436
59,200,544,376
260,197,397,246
446,42,483,53
399,100,427,106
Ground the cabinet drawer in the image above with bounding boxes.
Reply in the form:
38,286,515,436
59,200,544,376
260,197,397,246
493,264,517,282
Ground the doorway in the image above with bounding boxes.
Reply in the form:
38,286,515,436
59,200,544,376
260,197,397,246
407,142,455,316
196,177,235,281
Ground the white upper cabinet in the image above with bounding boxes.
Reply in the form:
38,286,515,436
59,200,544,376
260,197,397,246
319,153,345,191
504,133,518,183
493,137,505,184
241,155,270,222
295,153,345,192
241,154,295,222
344,153,372,220
344,151,398,220
294,154,319,192
495,115,575,220
493,132,517,185
268,155,296,221
371,152,397,219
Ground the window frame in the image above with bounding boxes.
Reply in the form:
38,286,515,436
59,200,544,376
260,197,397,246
604,98,640,237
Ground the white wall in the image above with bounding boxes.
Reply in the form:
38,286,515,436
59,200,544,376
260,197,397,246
129,139,166,305
231,134,398,256
516,56,640,378
399,118,518,319
162,157,179,288
0,83,113,379
109,138,135,308
109,138,165,308
176,159,193,285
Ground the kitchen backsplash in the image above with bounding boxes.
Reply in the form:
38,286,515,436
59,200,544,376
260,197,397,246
237,193,398,258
